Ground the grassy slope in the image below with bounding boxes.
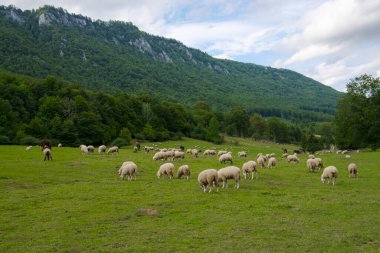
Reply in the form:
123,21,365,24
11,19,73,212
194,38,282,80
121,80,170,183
0,138,379,252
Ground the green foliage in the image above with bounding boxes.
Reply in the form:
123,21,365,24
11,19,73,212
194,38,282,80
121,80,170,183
0,5,341,123
119,127,132,145
110,137,129,148
0,135,10,144
335,74,380,149
19,135,39,145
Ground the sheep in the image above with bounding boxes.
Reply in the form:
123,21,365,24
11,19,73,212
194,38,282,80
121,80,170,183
98,145,106,154
43,148,52,161
218,166,240,189
268,157,277,169
345,155,351,159
157,163,175,179
238,151,247,158
80,144,88,155
281,153,288,158
119,161,137,181
177,165,190,179
287,155,299,163
342,150,349,154
133,146,138,153
87,145,95,153
173,151,185,161
242,161,258,180
219,153,233,164
321,166,338,186
308,154,315,159
257,156,265,169
348,163,358,178
256,153,263,158
203,149,216,156
186,149,192,154
57,143,62,147
153,151,168,161
191,149,199,158
198,169,219,193
269,153,276,158
314,158,323,170
144,146,154,154
107,146,119,154
307,158,317,172
26,146,32,151
40,139,52,151
166,150,175,161
218,150,228,157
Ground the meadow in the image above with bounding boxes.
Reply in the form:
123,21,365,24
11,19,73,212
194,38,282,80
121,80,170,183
1,137,379,252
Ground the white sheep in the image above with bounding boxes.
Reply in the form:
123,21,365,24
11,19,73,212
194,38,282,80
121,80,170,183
268,157,277,169
157,163,175,179
281,153,288,158
198,169,219,192
153,151,168,161
173,151,185,161
321,166,338,186
218,166,240,189
314,158,323,170
177,165,190,179
80,144,88,155
287,155,299,163
348,163,358,178
191,149,199,158
242,161,258,180
98,145,106,154
119,161,137,181
256,153,263,158
203,149,216,156
87,145,95,153
25,146,32,151
238,151,247,158
144,146,154,153
345,155,351,159
307,158,317,172
257,156,265,169
57,143,62,147
43,148,52,161
107,146,119,154
219,153,233,164
133,146,138,153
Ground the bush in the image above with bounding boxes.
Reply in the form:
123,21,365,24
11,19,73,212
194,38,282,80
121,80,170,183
19,136,40,145
111,137,129,148
0,135,11,144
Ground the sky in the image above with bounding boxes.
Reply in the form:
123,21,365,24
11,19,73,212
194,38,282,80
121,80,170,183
2,0,380,92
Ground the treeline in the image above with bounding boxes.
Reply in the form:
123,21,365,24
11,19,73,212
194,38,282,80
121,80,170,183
0,70,330,147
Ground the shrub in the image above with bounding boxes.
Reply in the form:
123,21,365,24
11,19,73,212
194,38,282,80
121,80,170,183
19,136,40,145
111,137,129,148
0,135,11,144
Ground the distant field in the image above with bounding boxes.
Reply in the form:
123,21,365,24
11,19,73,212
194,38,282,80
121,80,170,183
1,138,379,252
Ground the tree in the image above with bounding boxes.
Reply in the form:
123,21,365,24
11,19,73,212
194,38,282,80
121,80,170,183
335,74,380,149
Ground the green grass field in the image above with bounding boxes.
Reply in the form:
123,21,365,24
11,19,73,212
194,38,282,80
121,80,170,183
1,137,379,252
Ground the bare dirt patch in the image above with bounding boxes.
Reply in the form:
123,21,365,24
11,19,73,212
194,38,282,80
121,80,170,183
136,208,160,216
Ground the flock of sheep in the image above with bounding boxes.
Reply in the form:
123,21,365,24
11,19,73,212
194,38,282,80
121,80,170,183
29,143,359,192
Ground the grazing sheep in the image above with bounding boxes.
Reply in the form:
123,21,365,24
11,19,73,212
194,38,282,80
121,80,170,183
218,166,240,189
345,155,351,159
144,146,154,154
40,139,52,151
119,161,137,181
321,166,338,186
107,146,119,154
43,148,52,161
219,153,233,164
153,151,168,161
203,149,217,156
281,153,288,158
198,169,219,193
191,149,199,158
173,151,185,161
166,150,175,161
87,145,95,153
57,143,62,147
26,146,32,151
269,153,276,158
133,146,138,153
256,153,263,158
218,150,228,157
342,150,349,154
268,157,277,169
348,163,358,178
287,155,299,163
314,158,323,170
98,145,106,154
186,149,192,154
307,158,317,172
80,145,88,155
257,156,265,169
238,151,247,158
308,154,315,159
157,163,175,179
177,165,190,179
242,161,258,180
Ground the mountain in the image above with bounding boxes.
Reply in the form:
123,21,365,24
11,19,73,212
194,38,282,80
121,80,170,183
0,5,342,122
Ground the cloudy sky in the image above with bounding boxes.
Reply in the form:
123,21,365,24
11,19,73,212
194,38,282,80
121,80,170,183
3,0,380,91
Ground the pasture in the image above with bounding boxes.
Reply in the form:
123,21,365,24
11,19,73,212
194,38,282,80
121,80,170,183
1,137,379,252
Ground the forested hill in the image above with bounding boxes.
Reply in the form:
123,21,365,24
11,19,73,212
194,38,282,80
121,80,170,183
0,5,341,122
